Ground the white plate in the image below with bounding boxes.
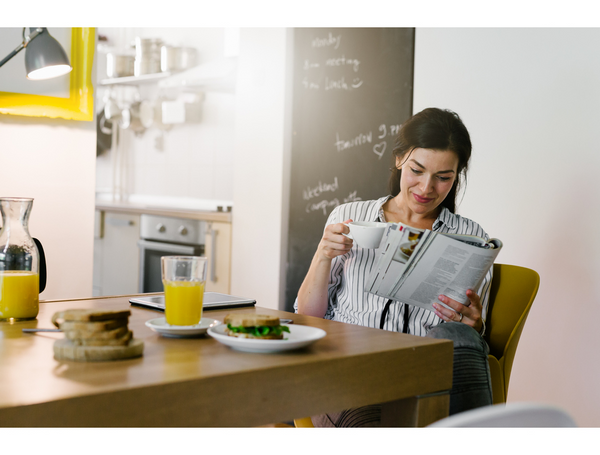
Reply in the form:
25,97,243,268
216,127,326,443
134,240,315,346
207,324,326,353
145,317,221,338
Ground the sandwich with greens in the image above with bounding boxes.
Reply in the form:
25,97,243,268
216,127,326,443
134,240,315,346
224,313,290,340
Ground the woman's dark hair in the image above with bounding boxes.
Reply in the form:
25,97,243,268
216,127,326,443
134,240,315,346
388,107,472,213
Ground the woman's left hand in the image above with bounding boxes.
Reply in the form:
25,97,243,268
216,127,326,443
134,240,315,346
433,289,483,333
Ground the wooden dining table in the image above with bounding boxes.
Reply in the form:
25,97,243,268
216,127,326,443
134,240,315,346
0,294,454,427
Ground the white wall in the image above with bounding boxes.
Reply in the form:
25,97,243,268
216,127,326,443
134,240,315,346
414,28,600,426
0,116,96,300
230,28,292,310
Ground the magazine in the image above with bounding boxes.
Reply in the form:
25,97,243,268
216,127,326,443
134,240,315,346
365,223,502,312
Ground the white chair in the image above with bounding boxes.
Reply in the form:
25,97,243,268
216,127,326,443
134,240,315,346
428,402,577,427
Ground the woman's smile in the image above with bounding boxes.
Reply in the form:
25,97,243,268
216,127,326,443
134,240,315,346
413,193,435,204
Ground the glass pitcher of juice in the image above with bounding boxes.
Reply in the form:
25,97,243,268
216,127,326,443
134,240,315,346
0,197,45,321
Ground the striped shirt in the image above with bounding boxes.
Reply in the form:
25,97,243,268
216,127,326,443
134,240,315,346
295,195,493,337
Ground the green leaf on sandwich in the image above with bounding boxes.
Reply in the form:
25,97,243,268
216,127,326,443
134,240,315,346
227,323,290,338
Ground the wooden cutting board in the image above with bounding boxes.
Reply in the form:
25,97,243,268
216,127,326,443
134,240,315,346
53,338,144,362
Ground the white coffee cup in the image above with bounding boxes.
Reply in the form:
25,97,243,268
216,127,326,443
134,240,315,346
346,221,388,249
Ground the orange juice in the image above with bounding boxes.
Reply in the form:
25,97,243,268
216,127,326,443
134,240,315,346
0,271,39,320
163,279,205,326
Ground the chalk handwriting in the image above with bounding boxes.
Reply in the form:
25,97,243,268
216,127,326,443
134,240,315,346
332,125,402,157
311,33,342,50
325,76,348,91
324,76,364,91
306,198,340,215
302,77,320,90
325,55,360,72
343,190,361,204
335,131,373,152
303,177,339,201
378,123,402,139
303,59,320,70
373,142,386,159
303,76,363,91
305,190,362,215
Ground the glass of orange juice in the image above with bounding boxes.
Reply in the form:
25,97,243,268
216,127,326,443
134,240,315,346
161,256,208,326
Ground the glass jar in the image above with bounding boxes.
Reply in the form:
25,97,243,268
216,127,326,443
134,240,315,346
0,198,41,321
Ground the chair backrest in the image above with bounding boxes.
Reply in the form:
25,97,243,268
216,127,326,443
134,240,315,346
429,402,577,427
484,263,540,391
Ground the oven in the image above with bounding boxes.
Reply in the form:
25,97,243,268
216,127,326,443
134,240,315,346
137,214,207,293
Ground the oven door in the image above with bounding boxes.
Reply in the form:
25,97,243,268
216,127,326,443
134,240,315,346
138,239,204,293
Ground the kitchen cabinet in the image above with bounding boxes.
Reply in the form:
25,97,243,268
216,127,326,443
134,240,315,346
93,211,141,296
204,221,232,295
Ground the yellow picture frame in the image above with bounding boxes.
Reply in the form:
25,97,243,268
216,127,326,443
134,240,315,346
0,28,95,122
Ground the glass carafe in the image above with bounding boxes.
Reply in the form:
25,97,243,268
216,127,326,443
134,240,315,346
0,198,42,321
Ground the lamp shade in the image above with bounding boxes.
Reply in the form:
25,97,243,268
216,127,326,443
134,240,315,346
25,28,72,80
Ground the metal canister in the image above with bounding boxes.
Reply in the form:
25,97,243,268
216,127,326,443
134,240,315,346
160,46,198,72
134,37,163,76
106,53,134,78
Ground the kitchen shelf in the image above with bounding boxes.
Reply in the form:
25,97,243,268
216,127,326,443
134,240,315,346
99,58,237,91
100,72,173,86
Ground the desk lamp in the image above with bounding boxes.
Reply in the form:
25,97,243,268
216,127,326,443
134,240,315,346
0,28,72,80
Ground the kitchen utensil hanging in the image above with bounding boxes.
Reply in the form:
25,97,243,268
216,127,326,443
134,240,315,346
121,101,154,135
97,108,113,156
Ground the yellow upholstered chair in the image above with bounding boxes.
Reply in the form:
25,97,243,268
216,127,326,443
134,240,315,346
293,263,540,426
484,263,540,404
294,416,315,427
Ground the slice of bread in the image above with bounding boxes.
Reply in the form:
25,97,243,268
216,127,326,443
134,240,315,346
224,313,281,328
69,330,133,346
54,338,144,362
64,325,129,341
59,319,128,332
52,309,131,327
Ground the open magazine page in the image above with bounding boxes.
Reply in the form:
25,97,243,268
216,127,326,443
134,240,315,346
385,233,501,311
366,224,426,297
441,233,496,249
387,230,435,297
365,224,407,295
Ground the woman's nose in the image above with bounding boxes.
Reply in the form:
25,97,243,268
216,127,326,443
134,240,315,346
420,175,434,193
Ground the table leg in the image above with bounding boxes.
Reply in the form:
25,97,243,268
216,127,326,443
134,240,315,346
380,391,450,427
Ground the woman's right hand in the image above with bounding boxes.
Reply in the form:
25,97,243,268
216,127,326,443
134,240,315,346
317,219,354,260
298,218,353,318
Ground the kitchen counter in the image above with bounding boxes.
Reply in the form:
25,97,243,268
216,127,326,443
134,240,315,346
96,200,232,223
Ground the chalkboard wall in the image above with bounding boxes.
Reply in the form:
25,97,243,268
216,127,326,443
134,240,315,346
285,28,415,311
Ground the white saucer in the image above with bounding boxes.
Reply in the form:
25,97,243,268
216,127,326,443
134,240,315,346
207,324,326,353
145,317,221,338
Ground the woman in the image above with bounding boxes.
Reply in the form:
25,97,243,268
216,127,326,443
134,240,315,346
295,107,493,427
